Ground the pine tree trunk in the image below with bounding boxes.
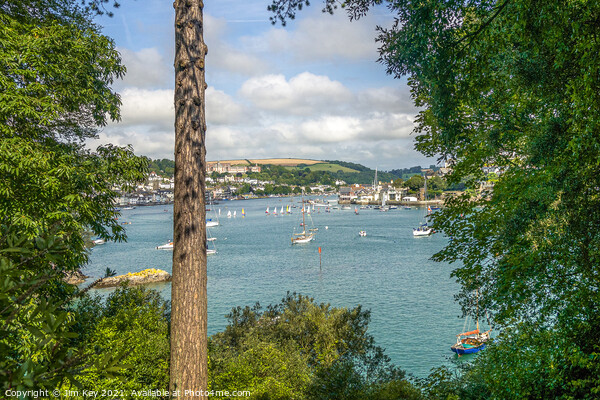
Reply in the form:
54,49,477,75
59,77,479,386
170,0,208,397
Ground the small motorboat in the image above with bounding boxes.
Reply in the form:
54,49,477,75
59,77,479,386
156,241,173,250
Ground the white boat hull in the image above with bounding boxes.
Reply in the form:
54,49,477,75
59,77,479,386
413,228,433,237
206,221,219,227
291,234,314,244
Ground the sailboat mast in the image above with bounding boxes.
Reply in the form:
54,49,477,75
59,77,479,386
302,199,306,232
373,167,378,191
476,289,480,331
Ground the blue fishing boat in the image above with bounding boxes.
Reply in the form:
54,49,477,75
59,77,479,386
451,290,491,355
450,327,490,355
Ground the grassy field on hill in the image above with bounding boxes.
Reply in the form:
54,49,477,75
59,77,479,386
287,163,360,173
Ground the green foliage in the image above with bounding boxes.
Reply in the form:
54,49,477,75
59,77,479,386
0,227,124,392
300,162,360,173
427,176,447,197
148,158,175,178
247,164,337,187
0,2,125,141
0,138,147,270
209,293,421,400
0,0,148,392
272,0,600,397
237,183,253,195
392,178,404,187
378,0,600,397
404,175,424,192
69,286,171,399
245,162,399,186
388,166,426,179
423,322,600,399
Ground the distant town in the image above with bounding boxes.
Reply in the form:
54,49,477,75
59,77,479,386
114,158,498,207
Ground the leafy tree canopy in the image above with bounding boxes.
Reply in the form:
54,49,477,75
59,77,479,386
210,293,422,400
0,0,147,390
0,1,125,142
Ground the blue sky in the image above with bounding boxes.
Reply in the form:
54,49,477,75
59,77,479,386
90,0,433,170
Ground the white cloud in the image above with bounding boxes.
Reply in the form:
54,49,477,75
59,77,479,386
239,72,351,115
289,12,379,62
244,10,380,63
117,47,170,89
115,88,174,131
204,14,270,76
206,87,248,125
359,86,416,114
93,127,173,158
299,116,362,143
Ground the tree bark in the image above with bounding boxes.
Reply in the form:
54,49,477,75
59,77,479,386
170,0,208,398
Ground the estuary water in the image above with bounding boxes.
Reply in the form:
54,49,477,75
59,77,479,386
86,197,464,378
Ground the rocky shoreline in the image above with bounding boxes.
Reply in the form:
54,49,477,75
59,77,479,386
91,268,172,288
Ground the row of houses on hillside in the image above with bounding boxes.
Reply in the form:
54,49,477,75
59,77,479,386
207,161,262,174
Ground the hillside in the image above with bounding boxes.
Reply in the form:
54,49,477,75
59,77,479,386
151,158,406,185
207,158,323,167
286,163,360,173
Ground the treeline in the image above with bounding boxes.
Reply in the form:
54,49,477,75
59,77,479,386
246,165,336,186
243,163,401,186
388,165,440,179
149,158,175,177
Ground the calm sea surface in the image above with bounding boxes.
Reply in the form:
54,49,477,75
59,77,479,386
86,197,464,377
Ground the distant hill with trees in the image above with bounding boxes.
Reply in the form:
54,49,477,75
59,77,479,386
153,157,432,186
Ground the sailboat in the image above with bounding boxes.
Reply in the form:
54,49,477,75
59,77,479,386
227,210,232,218
233,210,237,217
451,291,491,355
206,208,220,227
206,228,217,255
291,197,315,245
242,208,245,217
265,206,269,214
413,175,434,236
280,206,284,214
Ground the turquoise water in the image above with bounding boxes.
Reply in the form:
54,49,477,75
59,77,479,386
86,197,463,377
